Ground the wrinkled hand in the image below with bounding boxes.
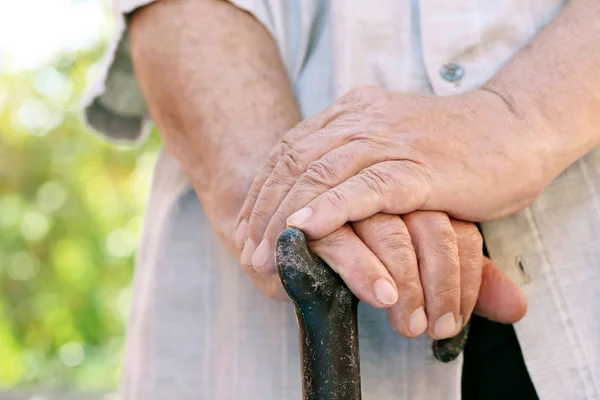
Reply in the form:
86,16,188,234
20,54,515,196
308,211,526,339
236,86,549,276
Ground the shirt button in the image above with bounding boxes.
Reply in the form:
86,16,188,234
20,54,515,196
439,63,464,82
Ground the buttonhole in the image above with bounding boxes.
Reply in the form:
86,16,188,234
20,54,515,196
515,255,532,284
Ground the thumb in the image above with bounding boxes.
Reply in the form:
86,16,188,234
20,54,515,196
474,256,528,324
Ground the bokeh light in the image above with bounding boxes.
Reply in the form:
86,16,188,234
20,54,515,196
0,0,161,393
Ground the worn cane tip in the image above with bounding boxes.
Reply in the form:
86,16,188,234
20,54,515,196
432,321,471,363
275,227,355,308
276,227,307,249
275,228,312,277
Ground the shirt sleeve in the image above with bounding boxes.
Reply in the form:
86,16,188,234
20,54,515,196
82,0,302,145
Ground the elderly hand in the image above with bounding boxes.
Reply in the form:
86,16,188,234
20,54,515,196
236,86,552,272
306,211,526,339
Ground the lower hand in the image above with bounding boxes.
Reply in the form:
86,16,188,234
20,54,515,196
308,211,526,339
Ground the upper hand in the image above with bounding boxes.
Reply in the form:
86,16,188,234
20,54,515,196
235,86,550,274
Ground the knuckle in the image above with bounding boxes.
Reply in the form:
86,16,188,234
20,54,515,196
324,187,348,212
311,225,350,249
366,96,395,119
430,245,460,268
461,286,481,303
344,87,365,100
359,168,389,201
461,224,483,250
343,85,384,102
344,88,361,98
266,143,286,165
453,222,484,266
280,150,305,177
396,279,423,300
285,120,312,141
429,221,457,250
435,282,461,300
394,162,432,205
262,142,289,172
377,223,413,251
346,256,375,279
304,159,339,188
280,135,296,150
381,223,414,245
274,139,305,176
294,177,322,194
355,85,384,97
274,141,288,156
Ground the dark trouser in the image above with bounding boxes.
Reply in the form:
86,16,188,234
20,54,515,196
462,315,539,399
463,234,539,400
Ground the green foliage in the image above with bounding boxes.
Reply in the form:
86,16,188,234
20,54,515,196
0,41,160,389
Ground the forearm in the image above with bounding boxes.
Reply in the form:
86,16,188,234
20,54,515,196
129,0,300,251
484,0,600,180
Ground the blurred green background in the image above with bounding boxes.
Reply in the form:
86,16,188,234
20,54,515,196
0,0,160,391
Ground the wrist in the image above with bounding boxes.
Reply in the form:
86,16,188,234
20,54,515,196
478,0,600,186
478,78,568,189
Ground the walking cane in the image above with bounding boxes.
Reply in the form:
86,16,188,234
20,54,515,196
275,227,470,400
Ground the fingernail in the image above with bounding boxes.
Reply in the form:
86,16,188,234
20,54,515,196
286,207,313,228
240,239,255,268
373,279,398,305
408,306,428,336
234,219,248,248
434,312,457,339
251,238,271,269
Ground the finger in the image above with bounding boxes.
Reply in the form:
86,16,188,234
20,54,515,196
287,160,431,240
403,211,461,340
475,256,528,323
309,224,399,308
352,214,427,337
449,219,483,328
